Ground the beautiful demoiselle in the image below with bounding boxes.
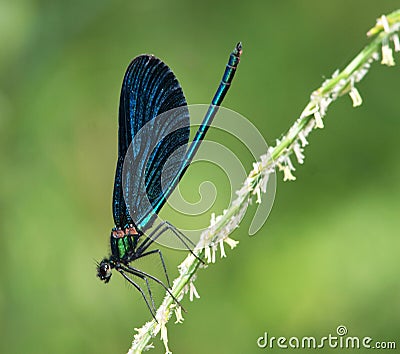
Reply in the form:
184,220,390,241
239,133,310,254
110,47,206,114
97,43,242,318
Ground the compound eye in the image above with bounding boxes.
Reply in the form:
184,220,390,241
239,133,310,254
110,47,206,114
103,263,111,275
97,260,112,282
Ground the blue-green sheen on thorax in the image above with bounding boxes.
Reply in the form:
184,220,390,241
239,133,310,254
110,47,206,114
110,234,137,260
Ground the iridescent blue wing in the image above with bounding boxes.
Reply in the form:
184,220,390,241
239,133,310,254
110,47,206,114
112,55,189,229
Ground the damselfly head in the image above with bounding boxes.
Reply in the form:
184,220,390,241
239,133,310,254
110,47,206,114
97,259,113,283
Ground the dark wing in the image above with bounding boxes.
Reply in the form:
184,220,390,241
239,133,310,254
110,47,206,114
112,55,189,230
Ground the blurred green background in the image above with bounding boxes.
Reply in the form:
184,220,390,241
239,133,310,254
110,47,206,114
1,1,399,353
